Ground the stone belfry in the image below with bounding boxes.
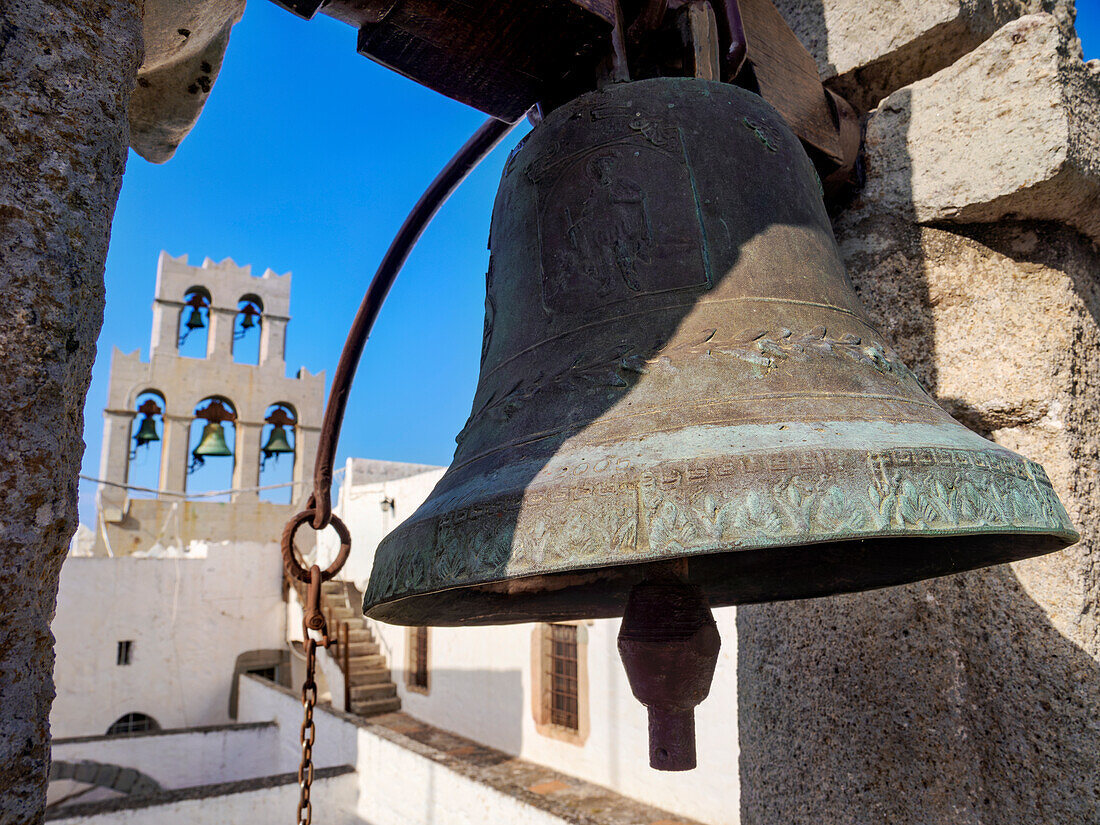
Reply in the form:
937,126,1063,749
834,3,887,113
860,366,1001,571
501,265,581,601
95,252,325,556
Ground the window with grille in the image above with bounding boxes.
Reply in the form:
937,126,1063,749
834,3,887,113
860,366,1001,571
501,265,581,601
106,712,160,736
116,640,132,666
546,623,579,731
407,626,429,692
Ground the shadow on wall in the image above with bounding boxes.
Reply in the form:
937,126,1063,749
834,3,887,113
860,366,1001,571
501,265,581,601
400,668,525,757
737,75,1100,824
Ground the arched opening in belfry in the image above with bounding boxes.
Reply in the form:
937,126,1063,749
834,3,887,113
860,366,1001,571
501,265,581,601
232,294,263,365
128,390,166,494
177,286,211,359
187,396,236,499
259,402,296,504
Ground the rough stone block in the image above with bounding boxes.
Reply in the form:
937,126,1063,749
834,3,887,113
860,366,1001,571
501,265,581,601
860,14,1100,243
772,0,1077,109
129,0,246,163
737,209,1100,823
0,1,141,819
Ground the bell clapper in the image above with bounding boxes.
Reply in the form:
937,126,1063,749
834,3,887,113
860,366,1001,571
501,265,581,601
617,577,721,771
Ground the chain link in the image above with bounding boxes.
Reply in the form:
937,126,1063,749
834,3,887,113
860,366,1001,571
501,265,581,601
298,638,319,825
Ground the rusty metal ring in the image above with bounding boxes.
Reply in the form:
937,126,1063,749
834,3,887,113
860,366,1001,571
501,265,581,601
281,509,351,584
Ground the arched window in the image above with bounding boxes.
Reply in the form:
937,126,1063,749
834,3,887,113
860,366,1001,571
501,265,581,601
178,286,211,359
232,295,263,365
127,390,165,494
259,403,296,504
106,712,160,737
187,396,236,499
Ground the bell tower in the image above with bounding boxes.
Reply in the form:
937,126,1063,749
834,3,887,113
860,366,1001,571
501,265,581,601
95,252,325,556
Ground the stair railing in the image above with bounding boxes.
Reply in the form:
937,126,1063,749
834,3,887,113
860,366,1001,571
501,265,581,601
340,621,350,713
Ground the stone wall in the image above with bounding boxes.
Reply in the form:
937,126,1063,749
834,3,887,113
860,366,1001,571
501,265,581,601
0,1,142,821
739,11,1100,825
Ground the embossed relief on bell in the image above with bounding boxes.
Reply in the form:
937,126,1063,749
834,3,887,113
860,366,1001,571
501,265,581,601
530,124,709,315
365,77,1076,627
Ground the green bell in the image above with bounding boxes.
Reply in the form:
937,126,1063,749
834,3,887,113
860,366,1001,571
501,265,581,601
261,425,294,457
193,422,232,458
134,415,160,446
240,307,258,330
185,307,205,331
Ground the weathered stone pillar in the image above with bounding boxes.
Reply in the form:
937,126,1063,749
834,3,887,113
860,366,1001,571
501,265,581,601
97,409,136,517
160,414,192,496
232,421,262,502
0,1,142,822
293,424,321,506
738,14,1100,825
207,306,236,361
149,299,181,356
259,314,288,370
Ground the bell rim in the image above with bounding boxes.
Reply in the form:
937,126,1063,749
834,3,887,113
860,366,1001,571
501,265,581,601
363,527,1076,626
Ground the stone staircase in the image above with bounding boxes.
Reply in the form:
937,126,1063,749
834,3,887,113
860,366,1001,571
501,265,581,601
318,580,402,717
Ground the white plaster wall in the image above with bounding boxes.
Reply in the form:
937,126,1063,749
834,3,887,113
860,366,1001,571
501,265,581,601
318,461,445,591
48,772,360,825
374,612,739,825
51,542,286,738
331,461,739,824
52,724,281,789
237,676,582,825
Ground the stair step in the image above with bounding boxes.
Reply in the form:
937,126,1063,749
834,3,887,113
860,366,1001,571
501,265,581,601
321,581,344,594
342,641,379,657
350,683,397,701
343,628,373,642
351,697,401,717
347,654,387,671
348,667,392,684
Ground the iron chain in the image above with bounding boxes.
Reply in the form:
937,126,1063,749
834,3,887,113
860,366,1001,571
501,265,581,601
298,638,319,825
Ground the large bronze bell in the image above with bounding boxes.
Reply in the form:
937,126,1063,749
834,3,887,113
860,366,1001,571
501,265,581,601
366,78,1076,624
364,78,1076,769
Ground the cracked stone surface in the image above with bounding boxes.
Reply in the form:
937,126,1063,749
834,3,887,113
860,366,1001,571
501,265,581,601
773,0,1079,109
861,14,1100,243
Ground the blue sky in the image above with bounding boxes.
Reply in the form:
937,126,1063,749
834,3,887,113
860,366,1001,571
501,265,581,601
77,4,1100,524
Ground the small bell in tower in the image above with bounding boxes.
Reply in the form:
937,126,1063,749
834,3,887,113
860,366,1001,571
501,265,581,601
261,406,296,468
185,306,205,331
179,292,210,347
236,301,262,341
190,399,235,471
133,399,162,448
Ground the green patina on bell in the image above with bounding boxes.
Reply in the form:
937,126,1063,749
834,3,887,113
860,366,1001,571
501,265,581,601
364,78,1077,627
134,415,160,446
193,422,232,458
262,425,294,457
185,307,206,331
